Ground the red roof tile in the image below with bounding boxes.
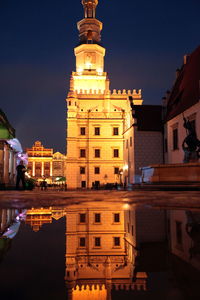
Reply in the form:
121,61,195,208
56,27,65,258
166,45,200,121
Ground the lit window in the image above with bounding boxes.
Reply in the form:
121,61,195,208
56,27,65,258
94,167,100,174
95,149,100,158
94,127,100,135
79,213,86,223
95,213,101,223
80,167,85,174
80,127,86,135
114,213,120,223
80,237,86,247
114,237,120,246
94,237,101,247
113,127,119,135
80,149,86,158
113,149,119,158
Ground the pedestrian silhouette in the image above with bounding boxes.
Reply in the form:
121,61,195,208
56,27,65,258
16,160,26,190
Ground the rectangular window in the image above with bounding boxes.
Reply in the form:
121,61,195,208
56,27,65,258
113,149,119,158
80,167,85,174
114,237,120,246
126,140,128,149
130,136,132,147
94,127,100,135
94,237,101,247
94,167,100,174
173,128,178,150
114,167,119,175
80,149,86,158
176,221,183,246
113,127,119,135
81,181,86,188
80,127,86,135
79,213,86,223
95,149,100,158
80,237,86,247
95,213,101,223
114,213,120,223
132,225,134,236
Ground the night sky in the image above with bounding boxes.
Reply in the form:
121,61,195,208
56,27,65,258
0,0,199,153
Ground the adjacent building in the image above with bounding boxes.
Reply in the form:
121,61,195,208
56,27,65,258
163,46,200,164
26,141,66,184
123,105,163,184
0,109,22,188
65,0,143,189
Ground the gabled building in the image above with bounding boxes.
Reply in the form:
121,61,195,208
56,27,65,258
163,46,200,164
26,141,66,184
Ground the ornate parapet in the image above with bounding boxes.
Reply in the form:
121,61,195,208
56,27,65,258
110,89,143,105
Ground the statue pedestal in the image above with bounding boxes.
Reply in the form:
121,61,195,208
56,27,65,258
141,163,200,184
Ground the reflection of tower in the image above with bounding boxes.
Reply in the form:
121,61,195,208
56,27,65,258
66,0,141,189
26,207,65,232
65,202,147,300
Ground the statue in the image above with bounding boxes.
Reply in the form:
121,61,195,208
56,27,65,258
182,117,200,163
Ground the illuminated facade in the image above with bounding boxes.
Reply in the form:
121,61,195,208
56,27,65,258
26,141,66,183
66,0,143,189
65,202,147,300
26,207,65,232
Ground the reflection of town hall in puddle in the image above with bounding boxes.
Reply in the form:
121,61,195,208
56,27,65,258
25,203,149,299
2,204,200,299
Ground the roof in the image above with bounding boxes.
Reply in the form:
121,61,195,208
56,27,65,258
165,45,200,121
132,105,163,132
0,109,15,138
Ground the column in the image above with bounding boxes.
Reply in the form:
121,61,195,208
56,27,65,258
50,161,53,177
32,161,35,177
41,161,44,177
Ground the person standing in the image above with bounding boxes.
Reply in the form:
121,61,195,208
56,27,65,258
16,160,26,190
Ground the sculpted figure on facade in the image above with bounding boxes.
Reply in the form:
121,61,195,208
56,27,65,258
182,117,200,163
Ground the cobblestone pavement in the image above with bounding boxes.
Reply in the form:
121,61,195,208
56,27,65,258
0,189,200,209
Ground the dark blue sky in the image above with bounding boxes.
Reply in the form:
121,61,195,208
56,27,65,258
0,0,199,153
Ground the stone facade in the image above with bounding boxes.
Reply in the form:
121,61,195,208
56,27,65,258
65,0,143,189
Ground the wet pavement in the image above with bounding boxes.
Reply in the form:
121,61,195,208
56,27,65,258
0,191,200,300
0,189,200,209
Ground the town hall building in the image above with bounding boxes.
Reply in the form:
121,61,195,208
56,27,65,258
65,0,143,189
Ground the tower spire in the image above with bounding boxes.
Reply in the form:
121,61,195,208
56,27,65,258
78,0,102,44
82,0,98,19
